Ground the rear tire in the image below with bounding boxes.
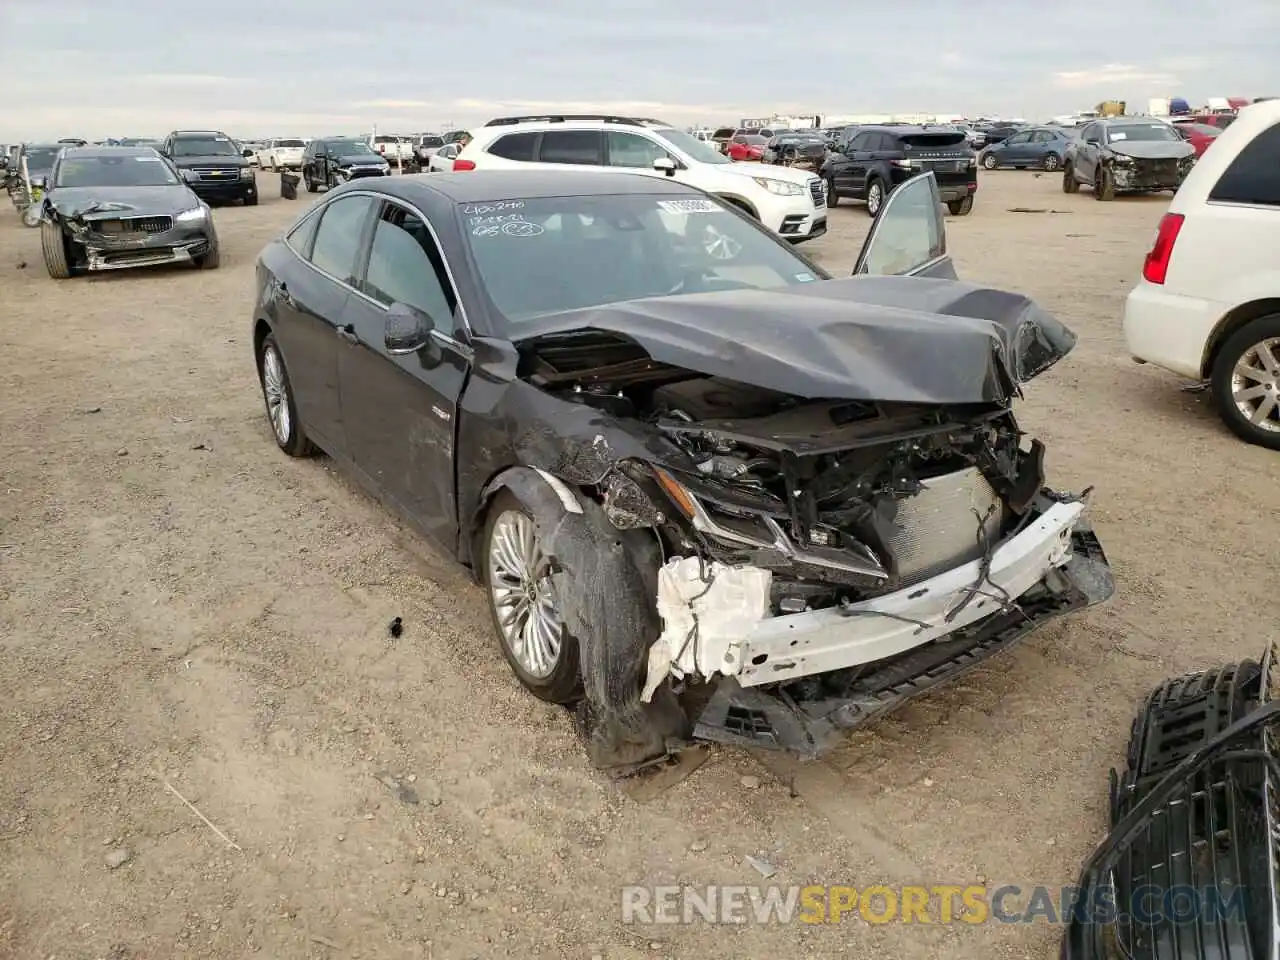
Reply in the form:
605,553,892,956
1209,314,1280,450
1062,163,1079,193
256,333,315,457
947,195,974,216
865,178,887,217
40,220,72,279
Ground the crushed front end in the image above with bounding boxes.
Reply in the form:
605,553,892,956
512,316,1113,761
635,390,1113,755
1061,653,1280,960
60,207,215,271
1109,154,1196,192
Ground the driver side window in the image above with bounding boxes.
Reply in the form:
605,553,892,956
360,202,457,329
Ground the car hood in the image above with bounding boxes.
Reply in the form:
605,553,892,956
47,185,198,218
719,161,815,185
510,276,1077,405
1110,140,1195,160
170,154,246,168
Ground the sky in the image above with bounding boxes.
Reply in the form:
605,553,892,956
3,0,1278,141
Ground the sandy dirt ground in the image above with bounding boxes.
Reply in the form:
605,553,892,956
1,168,1278,960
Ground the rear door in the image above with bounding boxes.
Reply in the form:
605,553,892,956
852,172,956,279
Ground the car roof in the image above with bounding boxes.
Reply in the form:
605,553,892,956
60,145,160,159
367,170,701,204
170,130,231,137
24,142,64,150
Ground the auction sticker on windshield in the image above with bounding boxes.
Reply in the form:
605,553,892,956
657,199,722,214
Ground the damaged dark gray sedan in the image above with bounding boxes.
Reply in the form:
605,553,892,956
33,145,220,278
251,168,1113,772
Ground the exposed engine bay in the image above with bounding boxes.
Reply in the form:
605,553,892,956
518,328,1049,616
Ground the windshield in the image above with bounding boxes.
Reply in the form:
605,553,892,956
24,147,61,169
462,194,823,323
172,136,238,157
1179,123,1221,138
328,140,377,156
420,136,444,147
1108,123,1179,143
276,139,306,148
374,136,401,144
655,127,731,165
56,154,179,188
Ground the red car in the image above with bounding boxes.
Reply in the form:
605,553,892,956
727,134,767,161
1171,121,1221,157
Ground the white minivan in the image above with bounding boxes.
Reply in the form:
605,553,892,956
1123,99,1280,449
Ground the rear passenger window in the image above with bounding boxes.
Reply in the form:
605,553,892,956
489,133,537,161
1208,123,1280,207
310,195,375,283
286,211,321,258
538,130,604,165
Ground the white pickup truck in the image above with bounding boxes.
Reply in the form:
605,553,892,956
371,135,414,164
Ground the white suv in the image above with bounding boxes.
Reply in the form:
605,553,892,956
452,115,828,243
1123,99,1280,449
256,138,308,171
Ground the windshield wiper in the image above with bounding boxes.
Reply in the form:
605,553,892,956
1061,697,1280,959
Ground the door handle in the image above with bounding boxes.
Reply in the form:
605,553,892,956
337,324,359,343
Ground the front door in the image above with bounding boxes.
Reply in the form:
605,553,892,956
852,171,956,279
1001,131,1033,163
336,198,469,550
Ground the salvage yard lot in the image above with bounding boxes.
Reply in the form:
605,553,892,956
1,170,1277,960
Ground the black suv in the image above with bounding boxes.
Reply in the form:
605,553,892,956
301,138,391,192
162,130,257,205
821,125,978,216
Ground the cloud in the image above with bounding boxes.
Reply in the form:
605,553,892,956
0,0,1276,139
1053,64,1179,90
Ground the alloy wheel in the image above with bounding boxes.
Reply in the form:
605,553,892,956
487,510,561,678
867,181,883,215
1044,154,1060,171
261,345,292,444
1231,336,1280,433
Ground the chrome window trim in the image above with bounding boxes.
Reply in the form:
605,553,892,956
281,188,474,342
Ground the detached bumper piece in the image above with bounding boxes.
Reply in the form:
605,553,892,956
1061,657,1280,959
693,523,1112,756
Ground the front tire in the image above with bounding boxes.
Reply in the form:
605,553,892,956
243,190,258,207
1043,153,1061,172
194,231,220,269
482,490,582,704
1062,163,1080,193
304,172,318,193
982,152,999,170
947,195,974,216
865,178,886,217
256,334,315,457
1094,167,1115,201
40,220,72,279
1210,315,1280,449
824,176,839,206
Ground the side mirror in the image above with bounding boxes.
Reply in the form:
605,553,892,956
385,302,435,354
652,157,677,176
1085,137,1100,145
